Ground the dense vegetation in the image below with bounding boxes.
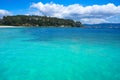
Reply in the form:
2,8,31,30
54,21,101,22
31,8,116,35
0,15,82,27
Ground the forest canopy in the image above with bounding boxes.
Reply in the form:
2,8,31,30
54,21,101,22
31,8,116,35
0,15,82,27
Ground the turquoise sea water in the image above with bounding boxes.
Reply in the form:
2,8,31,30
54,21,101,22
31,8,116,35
0,27,120,80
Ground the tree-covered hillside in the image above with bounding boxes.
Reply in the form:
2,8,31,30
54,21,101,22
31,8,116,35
0,15,82,27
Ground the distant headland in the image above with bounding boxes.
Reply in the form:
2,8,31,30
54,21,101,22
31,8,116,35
84,23,120,28
0,15,83,27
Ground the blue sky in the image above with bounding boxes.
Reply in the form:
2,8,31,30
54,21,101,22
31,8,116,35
0,0,120,24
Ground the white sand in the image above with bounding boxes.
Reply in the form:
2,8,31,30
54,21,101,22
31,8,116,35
0,26,17,28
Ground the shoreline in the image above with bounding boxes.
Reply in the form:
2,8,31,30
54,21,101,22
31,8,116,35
0,26,17,28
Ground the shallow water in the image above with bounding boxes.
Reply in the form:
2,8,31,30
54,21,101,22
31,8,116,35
0,27,120,80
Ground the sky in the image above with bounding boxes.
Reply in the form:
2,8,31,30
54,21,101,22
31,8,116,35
0,0,120,24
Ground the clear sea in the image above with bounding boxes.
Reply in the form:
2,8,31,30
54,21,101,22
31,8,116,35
0,27,120,80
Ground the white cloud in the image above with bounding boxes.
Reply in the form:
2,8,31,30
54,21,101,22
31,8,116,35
0,9,11,18
30,2,120,24
106,14,120,23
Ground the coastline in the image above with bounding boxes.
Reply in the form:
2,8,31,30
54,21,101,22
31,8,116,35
0,26,17,28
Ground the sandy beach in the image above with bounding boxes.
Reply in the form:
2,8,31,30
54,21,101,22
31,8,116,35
0,26,17,28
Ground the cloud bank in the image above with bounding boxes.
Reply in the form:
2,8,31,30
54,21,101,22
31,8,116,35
30,2,120,24
0,9,11,18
